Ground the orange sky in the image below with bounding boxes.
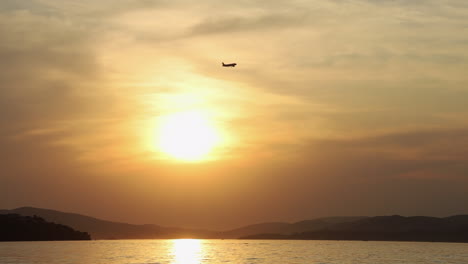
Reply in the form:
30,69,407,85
1,0,468,230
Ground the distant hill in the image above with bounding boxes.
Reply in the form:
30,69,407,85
0,207,365,239
242,215,468,243
220,217,366,238
0,207,215,239
4,207,467,242
0,214,90,241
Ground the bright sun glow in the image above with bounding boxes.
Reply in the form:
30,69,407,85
157,110,219,162
171,239,203,264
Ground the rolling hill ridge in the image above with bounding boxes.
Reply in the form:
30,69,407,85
2,207,467,242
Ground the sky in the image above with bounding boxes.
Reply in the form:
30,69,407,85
1,0,468,230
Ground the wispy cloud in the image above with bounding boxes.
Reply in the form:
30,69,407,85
189,11,309,36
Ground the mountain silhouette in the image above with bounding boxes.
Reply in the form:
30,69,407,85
0,207,215,239
0,207,366,239
221,217,366,238
0,214,90,241
242,215,468,242
3,207,468,242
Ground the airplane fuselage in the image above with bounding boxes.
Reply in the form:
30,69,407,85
222,62,237,67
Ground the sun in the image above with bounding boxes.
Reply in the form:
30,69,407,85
156,110,220,162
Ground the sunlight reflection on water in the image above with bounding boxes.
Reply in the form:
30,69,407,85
171,239,202,264
1,239,468,264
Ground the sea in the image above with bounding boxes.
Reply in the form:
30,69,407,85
1,239,468,264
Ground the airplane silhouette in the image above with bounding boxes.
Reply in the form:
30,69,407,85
222,62,237,67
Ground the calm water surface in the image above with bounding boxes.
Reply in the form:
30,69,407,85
1,239,468,264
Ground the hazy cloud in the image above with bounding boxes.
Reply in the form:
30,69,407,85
189,11,309,36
